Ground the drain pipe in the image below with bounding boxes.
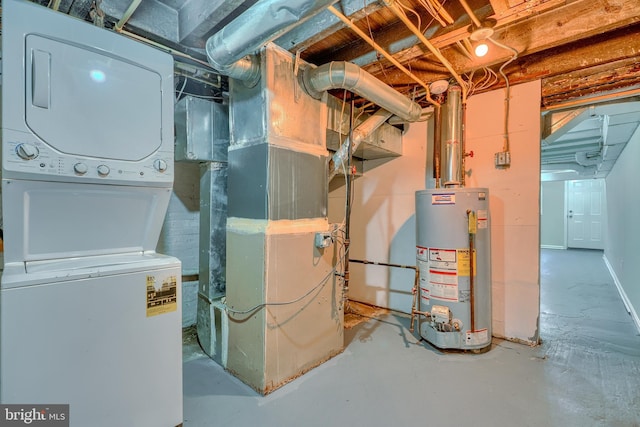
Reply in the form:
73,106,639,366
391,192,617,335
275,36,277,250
205,0,338,83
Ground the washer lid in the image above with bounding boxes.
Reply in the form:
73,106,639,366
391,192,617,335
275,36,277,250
25,35,163,161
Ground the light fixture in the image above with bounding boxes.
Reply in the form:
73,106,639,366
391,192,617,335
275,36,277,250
474,43,489,57
429,80,449,95
468,19,496,58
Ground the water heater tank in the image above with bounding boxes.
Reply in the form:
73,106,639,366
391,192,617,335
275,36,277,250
415,188,492,351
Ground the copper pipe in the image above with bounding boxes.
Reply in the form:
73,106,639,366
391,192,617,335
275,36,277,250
384,0,468,103
410,269,419,332
467,210,475,332
327,5,439,107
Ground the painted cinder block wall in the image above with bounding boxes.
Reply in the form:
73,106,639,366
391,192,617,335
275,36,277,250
329,80,542,344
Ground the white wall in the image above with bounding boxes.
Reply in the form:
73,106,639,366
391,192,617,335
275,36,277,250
328,121,430,314
465,80,541,343
329,81,542,344
604,124,640,330
541,181,565,248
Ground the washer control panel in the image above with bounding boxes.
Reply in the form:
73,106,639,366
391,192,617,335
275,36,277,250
2,129,173,185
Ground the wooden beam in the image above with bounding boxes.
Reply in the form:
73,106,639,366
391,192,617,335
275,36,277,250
366,0,640,85
372,22,640,106
542,59,640,106
304,1,493,66
488,0,511,15
360,0,572,75
274,0,384,52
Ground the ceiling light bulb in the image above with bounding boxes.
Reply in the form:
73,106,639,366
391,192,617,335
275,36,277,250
475,43,489,57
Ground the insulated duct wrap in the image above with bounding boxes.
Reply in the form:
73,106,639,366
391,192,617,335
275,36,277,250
303,62,423,122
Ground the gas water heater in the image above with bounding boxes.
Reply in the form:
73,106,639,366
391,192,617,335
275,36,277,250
414,85,492,351
415,188,491,350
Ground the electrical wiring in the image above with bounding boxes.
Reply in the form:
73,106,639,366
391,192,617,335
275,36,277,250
175,77,187,103
488,37,519,153
177,91,224,101
396,1,423,33
224,244,351,316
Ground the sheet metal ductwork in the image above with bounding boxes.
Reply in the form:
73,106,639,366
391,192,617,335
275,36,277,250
205,0,338,83
303,61,423,123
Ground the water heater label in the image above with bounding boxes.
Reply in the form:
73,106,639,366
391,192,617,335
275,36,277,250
466,328,489,346
428,270,458,301
428,248,459,302
428,248,457,266
416,246,428,261
431,193,456,205
146,274,178,317
477,209,488,229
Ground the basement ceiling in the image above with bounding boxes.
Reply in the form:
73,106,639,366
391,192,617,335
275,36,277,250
541,99,640,179
22,0,640,176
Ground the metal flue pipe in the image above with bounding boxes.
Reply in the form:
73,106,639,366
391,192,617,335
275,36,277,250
303,62,423,122
205,0,338,82
442,85,463,187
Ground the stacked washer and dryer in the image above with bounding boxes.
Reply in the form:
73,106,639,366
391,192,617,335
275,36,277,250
0,1,182,426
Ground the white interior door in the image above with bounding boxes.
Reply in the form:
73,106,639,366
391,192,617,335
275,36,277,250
567,179,605,249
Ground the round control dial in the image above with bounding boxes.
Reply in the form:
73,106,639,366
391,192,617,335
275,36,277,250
97,164,110,177
74,163,89,175
16,143,39,160
154,159,168,173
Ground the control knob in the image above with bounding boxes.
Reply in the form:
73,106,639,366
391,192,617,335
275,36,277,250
154,159,168,173
16,143,39,160
97,164,110,177
74,163,88,175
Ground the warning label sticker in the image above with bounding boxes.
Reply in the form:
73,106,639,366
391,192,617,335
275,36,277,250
147,274,178,317
477,209,488,229
466,328,489,346
457,249,477,277
416,246,428,262
428,248,457,268
427,248,458,302
418,259,430,305
429,270,458,301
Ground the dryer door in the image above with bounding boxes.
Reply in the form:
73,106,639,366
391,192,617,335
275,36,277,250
25,35,163,161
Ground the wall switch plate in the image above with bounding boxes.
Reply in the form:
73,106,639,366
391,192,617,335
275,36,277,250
495,151,511,168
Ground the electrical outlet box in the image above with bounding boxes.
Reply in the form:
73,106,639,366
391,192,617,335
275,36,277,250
314,232,333,249
495,151,511,168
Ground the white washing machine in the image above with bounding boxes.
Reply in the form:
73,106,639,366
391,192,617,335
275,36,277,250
1,1,182,425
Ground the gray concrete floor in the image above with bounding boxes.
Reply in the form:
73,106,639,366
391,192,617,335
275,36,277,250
183,249,640,426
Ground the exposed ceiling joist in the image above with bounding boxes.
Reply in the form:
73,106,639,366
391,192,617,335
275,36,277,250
368,0,640,88
274,0,383,53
